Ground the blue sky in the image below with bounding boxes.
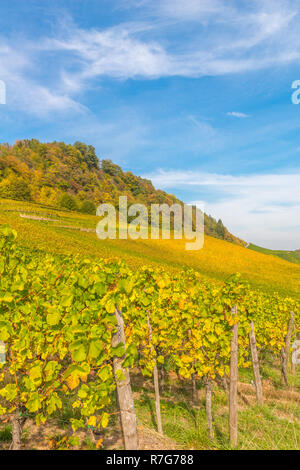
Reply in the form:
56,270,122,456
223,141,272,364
1,0,300,248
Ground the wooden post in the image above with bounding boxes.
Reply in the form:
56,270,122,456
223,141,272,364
160,364,165,388
204,377,214,439
153,363,163,434
249,321,264,405
10,412,22,450
291,328,297,376
113,308,138,450
192,373,198,402
281,312,295,386
147,313,163,434
229,305,238,448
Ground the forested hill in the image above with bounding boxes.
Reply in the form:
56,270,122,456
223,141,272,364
0,139,245,246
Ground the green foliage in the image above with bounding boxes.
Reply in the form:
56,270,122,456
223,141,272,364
74,142,98,170
59,193,78,211
0,174,31,201
101,159,121,176
216,219,225,238
80,200,96,215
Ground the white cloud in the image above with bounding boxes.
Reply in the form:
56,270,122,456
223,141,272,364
0,0,299,119
0,0,300,116
57,1,300,82
144,169,300,250
0,39,86,116
227,112,250,118
53,8,300,80
187,115,216,136
46,24,172,81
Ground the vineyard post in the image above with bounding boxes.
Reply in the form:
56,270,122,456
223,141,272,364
10,411,22,450
204,377,214,439
113,308,138,450
147,313,163,434
229,305,238,448
189,330,198,402
249,321,264,405
281,311,295,386
192,374,197,402
291,327,297,376
160,364,165,389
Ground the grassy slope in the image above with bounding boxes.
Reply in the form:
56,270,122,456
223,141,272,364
2,197,300,297
133,362,300,450
249,243,300,265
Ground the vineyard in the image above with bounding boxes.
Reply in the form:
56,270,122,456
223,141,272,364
0,225,299,450
2,197,300,298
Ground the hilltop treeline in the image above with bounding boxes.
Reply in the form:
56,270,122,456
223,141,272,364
0,139,244,245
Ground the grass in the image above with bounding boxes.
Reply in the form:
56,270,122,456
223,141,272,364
2,197,300,297
249,243,300,266
0,425,12,442
133,366,300,450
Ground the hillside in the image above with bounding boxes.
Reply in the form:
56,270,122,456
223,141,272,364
1,197,300,297
0,139,244,246
248,243,300,266
2,139,300,296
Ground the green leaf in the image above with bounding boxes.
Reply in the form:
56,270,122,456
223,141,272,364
112,343,125,358
97,365,111,382
72,345,87,362
105,298,116,314
61,295,74,308
46,311,61,326
26,393,42,413
88,339,103,359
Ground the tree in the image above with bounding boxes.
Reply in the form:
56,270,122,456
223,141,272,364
0,174,31,201
80,200,96,215
216,219,225,238
59,193,78,211
74,142,99,169
101,160,121,177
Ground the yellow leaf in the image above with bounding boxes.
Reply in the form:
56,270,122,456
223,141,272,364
96,438,103,449
101,412,109,428
66,374,80,390
87,415,97,427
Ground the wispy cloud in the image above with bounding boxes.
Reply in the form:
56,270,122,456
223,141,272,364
187,115,216,136
50,2,300,81
0,37,86,116
45,23,172,81
144,168,300,249
226,112,251,118
1,0,300,116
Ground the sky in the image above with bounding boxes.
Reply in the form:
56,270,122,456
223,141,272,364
1,0,300,249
